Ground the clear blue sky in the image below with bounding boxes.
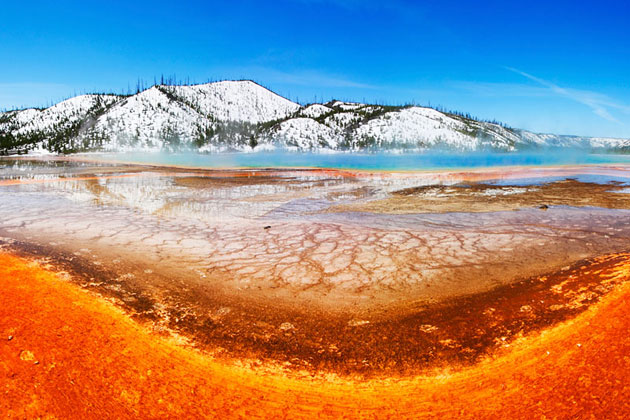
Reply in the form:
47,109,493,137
1,0,629,137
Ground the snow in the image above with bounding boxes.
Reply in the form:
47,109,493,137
92,87,209,150
4,95,119,137
352,107,479,150
329,101,364,111
587,137,630,148
515,130,630,149
324,112,362,131
348,107,528,151
299,104,332,119
2,80,630,154
269,117,341,150
11,109,40,126
170,80,300,123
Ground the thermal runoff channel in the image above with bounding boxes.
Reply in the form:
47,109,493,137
1,155,630,418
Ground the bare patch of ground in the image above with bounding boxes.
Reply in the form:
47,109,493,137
327,179,630,214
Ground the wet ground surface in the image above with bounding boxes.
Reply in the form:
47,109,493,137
2,157,630,378
2,246,630,419
329,178,630,213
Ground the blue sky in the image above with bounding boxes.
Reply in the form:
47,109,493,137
1,0,629,137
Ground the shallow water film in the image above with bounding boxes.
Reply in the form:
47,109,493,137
2,155,630,418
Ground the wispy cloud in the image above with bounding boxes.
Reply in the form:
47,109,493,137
450,80,551,98
505,67,630,123
222,66,378,90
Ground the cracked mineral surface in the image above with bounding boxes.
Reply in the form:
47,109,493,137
1,156,630,417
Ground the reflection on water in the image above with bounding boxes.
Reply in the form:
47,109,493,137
0,157,117,181
3,157,630,299
5,157,630,223
5,170,356,220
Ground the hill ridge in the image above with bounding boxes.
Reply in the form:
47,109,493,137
1,80,629,154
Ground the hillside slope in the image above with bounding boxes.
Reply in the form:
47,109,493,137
1,80,628,154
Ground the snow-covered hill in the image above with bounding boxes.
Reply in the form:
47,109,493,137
168,80,300,123
1,80,629,154
92,86,209,151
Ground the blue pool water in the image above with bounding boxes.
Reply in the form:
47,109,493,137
90,151,630,171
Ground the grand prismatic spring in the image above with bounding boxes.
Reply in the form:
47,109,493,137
2,153,630,418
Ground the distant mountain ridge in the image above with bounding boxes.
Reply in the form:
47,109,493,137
1,80,629,154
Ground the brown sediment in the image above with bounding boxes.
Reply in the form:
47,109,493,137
4,161,630,376
328,178,630,214
173,174,352,189
3,157,630,417
1,251,629,418
3,237,629,378
174,175,304,188
0,164,352,189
